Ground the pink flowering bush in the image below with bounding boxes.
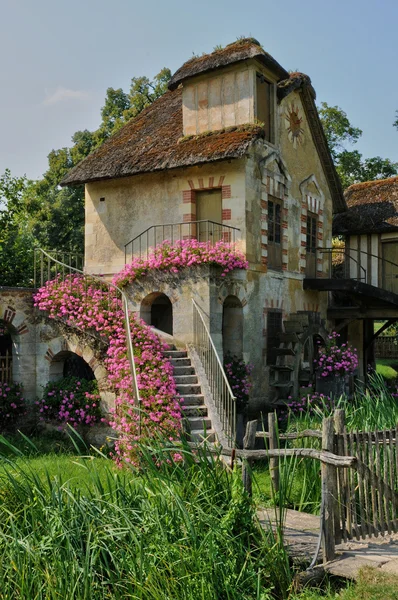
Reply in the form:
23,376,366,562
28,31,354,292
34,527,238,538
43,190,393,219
0,381,26,429
113,239,249,288
223,353,253,411
36,376,102,429
33,276,181,465
315,331,358,378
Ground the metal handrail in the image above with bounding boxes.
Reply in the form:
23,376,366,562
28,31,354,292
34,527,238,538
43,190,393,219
124,220,241,263
192,299,236,446
33,248,141,412
310,248,398,295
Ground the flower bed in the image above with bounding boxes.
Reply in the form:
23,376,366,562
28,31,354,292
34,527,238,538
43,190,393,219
315,331,358,378
34,276,181,464
223,353,253,411
36,376,102,429
114,239,248,288
0,381,26,430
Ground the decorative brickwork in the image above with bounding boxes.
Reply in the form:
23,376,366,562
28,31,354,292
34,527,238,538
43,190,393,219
181,176,233,229
299,175,325,276
260,153,291,270
3,306,16,324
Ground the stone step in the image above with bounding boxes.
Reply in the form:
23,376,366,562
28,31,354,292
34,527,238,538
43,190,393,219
170,357,191,367
189,430,216,443
174,375,198,385
182,405,208,417
176,383,201,395
173,365,195,376
163,350,188,359
186,416,212,430
179,394,205,406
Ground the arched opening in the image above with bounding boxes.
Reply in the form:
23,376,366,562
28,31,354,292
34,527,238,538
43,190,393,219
0,321,12,384
49,351,95,382
140,292,173,335
222,295,243,359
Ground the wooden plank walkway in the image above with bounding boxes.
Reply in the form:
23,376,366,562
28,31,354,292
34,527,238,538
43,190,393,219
257,507,398,579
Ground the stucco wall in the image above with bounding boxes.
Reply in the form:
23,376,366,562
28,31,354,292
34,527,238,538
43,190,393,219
85,161,247,277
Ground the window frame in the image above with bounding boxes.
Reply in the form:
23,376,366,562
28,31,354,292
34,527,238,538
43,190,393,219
267,310,283,365
255,72,274,143
268,197,283,270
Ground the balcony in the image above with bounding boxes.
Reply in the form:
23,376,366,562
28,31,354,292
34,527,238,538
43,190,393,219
304,248,398,319
124,220,241,263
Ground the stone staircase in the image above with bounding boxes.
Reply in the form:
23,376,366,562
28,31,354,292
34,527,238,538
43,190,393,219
162,346,216,442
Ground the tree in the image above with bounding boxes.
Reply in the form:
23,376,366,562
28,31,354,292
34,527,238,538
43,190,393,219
319,102,398,188
0,170,34,287
19,67,172,262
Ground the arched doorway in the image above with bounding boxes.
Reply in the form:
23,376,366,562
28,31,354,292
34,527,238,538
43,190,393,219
49,351,95,382
140,292,173,335
222,295,243,359
0,321,12,384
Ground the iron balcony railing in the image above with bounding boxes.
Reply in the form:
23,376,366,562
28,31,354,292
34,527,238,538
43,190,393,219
192,299,236,446
124,220,241,263
33,248,141,417
306,247,398,295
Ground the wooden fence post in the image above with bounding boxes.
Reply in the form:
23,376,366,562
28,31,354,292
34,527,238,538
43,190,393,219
268,412,280,494
334,409,346,544
322,416,337,563
242,420,257,496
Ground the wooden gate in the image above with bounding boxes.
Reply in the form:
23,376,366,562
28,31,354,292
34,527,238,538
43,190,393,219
0,350,12,383
334,420,398,542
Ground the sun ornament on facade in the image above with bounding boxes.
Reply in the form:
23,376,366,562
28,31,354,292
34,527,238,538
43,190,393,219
284,104,304,148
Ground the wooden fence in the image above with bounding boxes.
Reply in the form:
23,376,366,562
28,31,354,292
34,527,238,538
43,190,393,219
237,410,398,564
375,335,398,358
0,351,12,384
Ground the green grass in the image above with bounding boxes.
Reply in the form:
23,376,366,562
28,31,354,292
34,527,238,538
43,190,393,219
0,431,295,600
376,358,398,380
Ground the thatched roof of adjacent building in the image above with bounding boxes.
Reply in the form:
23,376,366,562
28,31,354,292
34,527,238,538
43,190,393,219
60,41,346,213
334,177,398,235
168,38,289,90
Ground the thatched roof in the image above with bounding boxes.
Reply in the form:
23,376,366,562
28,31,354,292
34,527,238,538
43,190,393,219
60,46,346,213
168,38,289,90
61,88,265,187
334,177,398,235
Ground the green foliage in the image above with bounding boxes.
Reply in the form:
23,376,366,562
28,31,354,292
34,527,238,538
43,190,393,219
318,102,398,188
376,359,398,381
0,433,293,599
0,170,34,287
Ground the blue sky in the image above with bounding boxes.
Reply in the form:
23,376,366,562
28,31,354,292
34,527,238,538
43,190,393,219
1,0,397,180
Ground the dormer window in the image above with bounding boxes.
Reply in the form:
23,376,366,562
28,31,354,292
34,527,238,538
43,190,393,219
256,72,273,142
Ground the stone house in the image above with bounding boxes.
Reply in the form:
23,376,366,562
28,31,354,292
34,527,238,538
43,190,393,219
58,38,346,415
7,38,386,443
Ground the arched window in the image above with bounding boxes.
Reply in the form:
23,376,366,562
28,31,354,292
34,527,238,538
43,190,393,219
140,292,173,335
222,295,243,359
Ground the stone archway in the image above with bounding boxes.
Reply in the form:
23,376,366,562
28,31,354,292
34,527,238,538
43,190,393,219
49,350,96,383
222,295,243,359
140,292,173,335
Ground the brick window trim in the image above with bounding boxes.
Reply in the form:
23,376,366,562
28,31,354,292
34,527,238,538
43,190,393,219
182,184,233,223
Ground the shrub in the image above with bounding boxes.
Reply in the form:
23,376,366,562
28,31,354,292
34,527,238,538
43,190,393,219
36,376,102,428
0,381,26,429
223,353,253,411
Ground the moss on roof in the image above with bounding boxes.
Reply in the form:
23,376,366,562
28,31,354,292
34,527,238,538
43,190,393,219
168,38,289,90
334,176,398,235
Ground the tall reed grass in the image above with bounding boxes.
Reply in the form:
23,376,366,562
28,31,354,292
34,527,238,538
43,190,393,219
0,432,293,600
